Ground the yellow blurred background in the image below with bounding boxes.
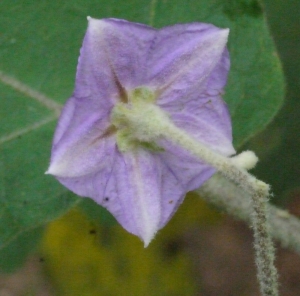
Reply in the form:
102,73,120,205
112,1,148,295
40,192,220,296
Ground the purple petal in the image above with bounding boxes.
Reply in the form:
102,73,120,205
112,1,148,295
158,139,217,192
147,25,234,157
57,146,214,246
57,149,118,200
206,49,230,95
82,18,156,93
105,150,162,246
59,149,163,246
47,97,115,177
169,96,235,156
47,17,156,177
148,24,229,107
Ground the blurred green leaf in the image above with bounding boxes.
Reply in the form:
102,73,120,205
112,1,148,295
80,198,116,226
245,0,300,199
0,0,284,271
0,226,44,273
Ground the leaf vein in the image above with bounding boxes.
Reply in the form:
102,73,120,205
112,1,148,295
0,115,57,145
0,69,62,115
149,0,157,26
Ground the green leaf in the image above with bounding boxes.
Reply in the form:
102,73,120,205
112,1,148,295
80,198,117,226
0,0,284,270
0,226,44,273
241,0,300,199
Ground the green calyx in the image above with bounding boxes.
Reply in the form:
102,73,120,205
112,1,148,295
129,87,156,104
111,87,164,153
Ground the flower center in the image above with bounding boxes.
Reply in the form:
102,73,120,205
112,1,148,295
111,87,165,152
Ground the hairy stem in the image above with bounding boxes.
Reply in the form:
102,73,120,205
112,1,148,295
250,186,278,295
198,174,300,255
160,116,278,296
115,101,279,296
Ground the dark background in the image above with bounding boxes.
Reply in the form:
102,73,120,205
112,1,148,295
249,0,300,204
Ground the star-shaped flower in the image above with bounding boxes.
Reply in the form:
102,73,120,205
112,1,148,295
47,17,235,246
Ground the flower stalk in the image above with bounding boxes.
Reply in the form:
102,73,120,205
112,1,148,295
198,174,300,255
113,99,279,296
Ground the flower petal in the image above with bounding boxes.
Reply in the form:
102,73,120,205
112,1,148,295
58,149,163,246
84,18,156,94
146,24,234,157
148,24,229,107
169,96,235,156
57,145,215,246
157,139,216,190
107,147,216,244
47,18,156,178
47,97,116,178
108,150,163,246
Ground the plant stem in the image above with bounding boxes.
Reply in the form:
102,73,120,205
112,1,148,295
158,117,278,296
198,173,300,257
118,102,279,296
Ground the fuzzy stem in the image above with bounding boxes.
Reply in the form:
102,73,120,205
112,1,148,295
198,174,300,257
199,177,284,295
250,186,279,295
155,115,278,296
115,102,279,296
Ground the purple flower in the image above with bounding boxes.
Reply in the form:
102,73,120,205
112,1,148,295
47,18,235,246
